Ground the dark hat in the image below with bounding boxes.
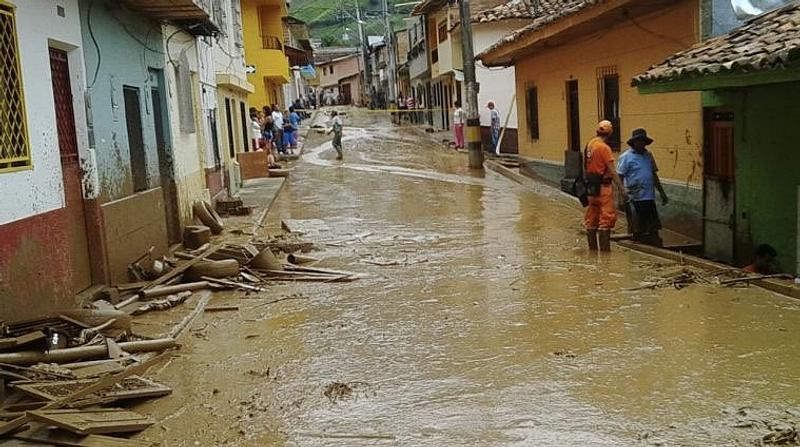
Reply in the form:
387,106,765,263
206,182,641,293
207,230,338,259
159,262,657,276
627,128,653,146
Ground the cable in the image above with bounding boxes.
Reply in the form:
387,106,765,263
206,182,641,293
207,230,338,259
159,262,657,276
86,0,101,88
108,6,165,54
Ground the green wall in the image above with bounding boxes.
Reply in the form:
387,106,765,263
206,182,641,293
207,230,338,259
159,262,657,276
704,82,800,274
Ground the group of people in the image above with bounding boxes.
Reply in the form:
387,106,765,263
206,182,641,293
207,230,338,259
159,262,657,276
451,101,502,152
581,121,667,252
249,103,305,166
581,121,781,274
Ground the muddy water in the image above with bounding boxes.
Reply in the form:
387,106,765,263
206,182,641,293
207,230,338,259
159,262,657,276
135,109,800,446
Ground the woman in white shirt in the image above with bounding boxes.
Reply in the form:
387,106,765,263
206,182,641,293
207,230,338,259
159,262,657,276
453,101,465,149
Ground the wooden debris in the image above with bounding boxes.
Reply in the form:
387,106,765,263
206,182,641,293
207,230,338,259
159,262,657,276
249,247,283,270
184,259,239,282
287,253,320,265
167,290,212,339
201,276,266,292
183,225,211,250
13,425,152,446
205,306,240,312
28,408,154,435
0,350,171,436
132,291,192,316
208,244,259,265
0,339,176,366
14,376,171,404
0,331,46,352
720,273,793,286
140,282,209,299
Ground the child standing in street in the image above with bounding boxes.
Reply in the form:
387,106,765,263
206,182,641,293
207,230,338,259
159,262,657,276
327,110,344,160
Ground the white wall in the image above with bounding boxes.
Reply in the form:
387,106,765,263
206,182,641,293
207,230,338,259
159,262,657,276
0,0,92,225
474,21,526,130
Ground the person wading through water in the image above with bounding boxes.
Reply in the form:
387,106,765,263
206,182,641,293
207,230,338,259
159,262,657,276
584,120,626,251
327,110,344,160
617,128,669,246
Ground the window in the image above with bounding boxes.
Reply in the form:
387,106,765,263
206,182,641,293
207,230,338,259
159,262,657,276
437,20,447,43
526,86,539,140
0,3,31,172
431,48,438,64
597,66,620,150
330,65,334,74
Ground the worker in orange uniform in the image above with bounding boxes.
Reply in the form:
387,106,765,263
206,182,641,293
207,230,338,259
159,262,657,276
584,120,627,251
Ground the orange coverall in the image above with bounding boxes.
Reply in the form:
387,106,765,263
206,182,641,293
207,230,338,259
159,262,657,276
584,137,617,230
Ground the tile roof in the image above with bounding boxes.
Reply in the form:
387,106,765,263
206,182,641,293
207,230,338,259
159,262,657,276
476,0,600,60
634,1,800,86
472,0,582,23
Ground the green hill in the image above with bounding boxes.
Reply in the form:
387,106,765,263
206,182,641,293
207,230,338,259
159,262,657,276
289,0,410,46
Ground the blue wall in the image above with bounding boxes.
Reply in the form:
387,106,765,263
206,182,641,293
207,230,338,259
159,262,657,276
79,0,168,202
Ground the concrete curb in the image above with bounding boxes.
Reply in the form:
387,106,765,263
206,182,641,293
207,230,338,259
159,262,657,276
484,159,579,204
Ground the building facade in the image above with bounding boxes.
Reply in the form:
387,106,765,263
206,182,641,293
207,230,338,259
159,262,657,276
635,1,800,274
242,0,290,109
479,0,704,239
0,0,94,320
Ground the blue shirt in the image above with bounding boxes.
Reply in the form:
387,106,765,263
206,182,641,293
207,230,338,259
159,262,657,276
289,112,300,129
617,148,658,201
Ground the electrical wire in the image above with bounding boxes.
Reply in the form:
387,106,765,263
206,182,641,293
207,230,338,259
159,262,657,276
86,0,101,88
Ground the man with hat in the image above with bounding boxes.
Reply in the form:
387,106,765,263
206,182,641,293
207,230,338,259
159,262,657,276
617,128,669,246
584,120,627,251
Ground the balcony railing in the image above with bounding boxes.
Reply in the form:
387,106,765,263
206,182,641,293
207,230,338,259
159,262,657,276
262,35,283,51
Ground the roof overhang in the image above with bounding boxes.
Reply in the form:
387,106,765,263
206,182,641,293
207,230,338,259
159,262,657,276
411,0,449,15
636,64,800,94
479,0,673,67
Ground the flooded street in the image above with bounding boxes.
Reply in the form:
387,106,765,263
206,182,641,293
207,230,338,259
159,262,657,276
136,109,800,446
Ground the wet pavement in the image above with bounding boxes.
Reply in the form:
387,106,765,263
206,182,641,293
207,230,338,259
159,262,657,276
134,108,800,446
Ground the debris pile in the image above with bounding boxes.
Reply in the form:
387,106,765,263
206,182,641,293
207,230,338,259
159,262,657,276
0,211,363,444
628,263,794,291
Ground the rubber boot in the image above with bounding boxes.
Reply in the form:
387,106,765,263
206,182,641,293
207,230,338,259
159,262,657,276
599,230,612,252
586,229,598,251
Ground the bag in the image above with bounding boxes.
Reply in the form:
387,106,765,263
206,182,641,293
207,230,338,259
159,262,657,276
572,177,589,207
584,172,604,197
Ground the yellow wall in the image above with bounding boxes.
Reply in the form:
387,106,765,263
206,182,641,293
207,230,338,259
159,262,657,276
515,0,703,185
242,0,289,108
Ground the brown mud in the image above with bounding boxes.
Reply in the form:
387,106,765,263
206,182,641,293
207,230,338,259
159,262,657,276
124,108,800,446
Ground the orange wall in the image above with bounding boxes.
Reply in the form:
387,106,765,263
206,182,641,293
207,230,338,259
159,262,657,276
515,0,703,185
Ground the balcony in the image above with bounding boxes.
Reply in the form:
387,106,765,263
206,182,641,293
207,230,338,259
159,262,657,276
262,35,283,51
122,0,219,35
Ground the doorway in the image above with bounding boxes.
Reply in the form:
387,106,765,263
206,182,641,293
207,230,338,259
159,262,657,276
123,86,148,192
702,108,736,263
566,79,581,152
239,101,249,153
150,70,180,244
341,83,352,105
49,47,92,292
225,98,235,159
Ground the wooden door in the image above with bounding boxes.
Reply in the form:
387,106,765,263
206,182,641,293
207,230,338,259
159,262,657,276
49,48,91,292
703,108,736,263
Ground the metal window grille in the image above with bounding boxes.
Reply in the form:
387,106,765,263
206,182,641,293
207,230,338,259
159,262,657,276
596,65,620,150
262,35,282,50
0,4,31,172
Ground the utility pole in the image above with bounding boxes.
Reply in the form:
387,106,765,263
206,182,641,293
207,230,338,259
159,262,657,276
383,0,398,104
355,1,370,106
459,0,483,169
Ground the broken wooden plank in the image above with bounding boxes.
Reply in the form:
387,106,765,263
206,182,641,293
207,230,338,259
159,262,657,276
0,331,46,352
0,350,170,437
167,290,212,340
140,281,209,299
13,425,152,447
28,408,153,435
201,276,266,292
